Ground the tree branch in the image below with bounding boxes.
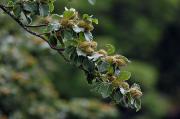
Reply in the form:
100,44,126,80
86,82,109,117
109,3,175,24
25,24,47,28
0,4,88,73
0,4,64,52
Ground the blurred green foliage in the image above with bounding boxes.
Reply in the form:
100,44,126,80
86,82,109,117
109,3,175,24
1,0,180,119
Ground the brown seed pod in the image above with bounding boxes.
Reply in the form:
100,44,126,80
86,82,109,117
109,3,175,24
79,41,91,49
113,55,121,59
60,18,74,27
116,59,127,67
87,24,94,31
91,41,97,49
97,49,107,56
129,88,142,98
112,80,121,87
67,20,75,27
108,76,117,82
84,47,94,55
78,20,87,27
78,20,94,31
79,41,97,49
104,56,115,64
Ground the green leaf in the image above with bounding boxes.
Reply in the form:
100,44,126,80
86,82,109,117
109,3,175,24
83,14,90,19
117,71,131,81
97,61,110,73
49,33,57,46
48,2,54,12
82,58,95,72
134,98,141,112
98,82,114,98
105,44,115,55
65,46,76,54
76,56,85,67
92,18,98,24
51,14,61,21
64,40,78,47
63,10,74,19
23,2,38,14
70,50,79,64
63,31,73,41
113,91,123,103
13,5,21,18
63,31,78,46
91,81,102,92
7,1,14,7
25,14,32,24
47,22,60,32
79,32,85,41
83,14,98,24
39,4,49,17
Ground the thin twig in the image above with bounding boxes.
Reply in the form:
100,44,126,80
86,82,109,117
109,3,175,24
25,24,47,28
0,4,64,52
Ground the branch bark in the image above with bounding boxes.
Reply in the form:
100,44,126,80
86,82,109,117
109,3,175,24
25,24,47,28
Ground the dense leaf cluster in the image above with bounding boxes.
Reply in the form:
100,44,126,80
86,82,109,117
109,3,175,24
1,0,142,111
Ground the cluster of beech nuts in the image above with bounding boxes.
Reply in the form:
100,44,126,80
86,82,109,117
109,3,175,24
103,55,127,67
59,8,94,32
112,79,142,98
77,20,94,32
129,85,142,98
44,7,142,99
78,41,97,55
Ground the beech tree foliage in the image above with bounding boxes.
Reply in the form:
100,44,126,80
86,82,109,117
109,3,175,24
0,0,142,111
